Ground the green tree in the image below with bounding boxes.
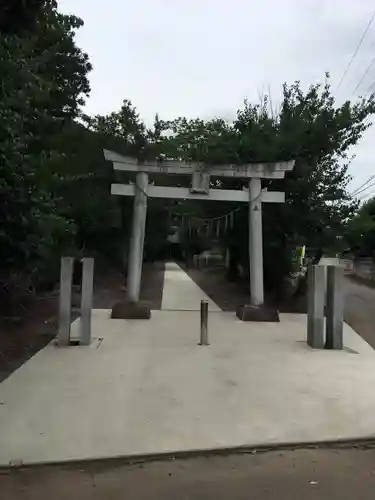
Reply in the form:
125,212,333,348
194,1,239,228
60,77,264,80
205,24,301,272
154,79,374,289
233,81,375,288
235,80,373,249
85,101,171,265
0,1,91,288
48,121,127,265
346,198,375,258
0,0,47,33
86,100,147,157
82,76,375,292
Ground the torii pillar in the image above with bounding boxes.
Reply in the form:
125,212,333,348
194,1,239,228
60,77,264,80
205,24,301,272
249,178,264,306
104,149,295,320
127,172,148,302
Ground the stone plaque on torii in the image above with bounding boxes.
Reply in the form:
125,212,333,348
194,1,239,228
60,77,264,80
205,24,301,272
104,149,295,318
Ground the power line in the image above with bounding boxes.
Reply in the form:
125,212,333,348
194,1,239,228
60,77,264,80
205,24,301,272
362,37,375,97
336,8,375,91
353,179,375,197
350,173,375,196
354,181,375,197
358,184,375,198
363,82,374,98
359,188,375,201
352,52,375,96
364,81,375,98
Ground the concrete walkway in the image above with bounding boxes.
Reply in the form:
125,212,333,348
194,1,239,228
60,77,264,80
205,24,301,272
1,309,375,465
161,262,221,311
1,264,375,466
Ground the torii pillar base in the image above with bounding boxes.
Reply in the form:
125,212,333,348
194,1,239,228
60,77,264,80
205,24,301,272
111,300,151,320
236,304,280,322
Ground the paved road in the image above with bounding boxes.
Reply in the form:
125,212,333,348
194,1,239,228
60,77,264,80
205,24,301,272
344,276,375,349
318,257,375,349
2,448,375,499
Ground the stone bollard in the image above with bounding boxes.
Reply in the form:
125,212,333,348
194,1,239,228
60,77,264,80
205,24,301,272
58,256,94,346
58,257,74,346
199,300,209,345
80,258,94,346
307,265,325,349
325,265,344,350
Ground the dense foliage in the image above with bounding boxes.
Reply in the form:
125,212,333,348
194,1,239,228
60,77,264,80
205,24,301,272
1,0,374,303
0,1,91,291
84,83,375,291
0,0,47,34
346,197,375,258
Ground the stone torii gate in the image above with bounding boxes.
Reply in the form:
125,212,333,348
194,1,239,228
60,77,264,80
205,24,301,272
104,149,295,316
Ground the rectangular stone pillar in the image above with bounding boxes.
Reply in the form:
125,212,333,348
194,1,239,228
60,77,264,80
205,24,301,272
80,257,94,346
58,257,74,346
249,178,264,306
127,171,148,302
307,265,325,348
325,265,344,350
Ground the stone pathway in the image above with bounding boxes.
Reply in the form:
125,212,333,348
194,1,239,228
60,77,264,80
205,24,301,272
161,262,221,311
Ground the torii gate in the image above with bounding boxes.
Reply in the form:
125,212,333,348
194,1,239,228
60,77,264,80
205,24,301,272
104,149,295,310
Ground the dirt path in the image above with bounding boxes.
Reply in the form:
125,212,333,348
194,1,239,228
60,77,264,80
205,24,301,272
93,262,165,310
0,294,58,383
2,447,375,499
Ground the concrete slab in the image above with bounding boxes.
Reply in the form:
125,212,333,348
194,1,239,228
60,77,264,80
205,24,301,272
1,309,375,466
161,262,221,311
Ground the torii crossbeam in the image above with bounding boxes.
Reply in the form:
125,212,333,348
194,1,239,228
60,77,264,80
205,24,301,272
104,149,295,309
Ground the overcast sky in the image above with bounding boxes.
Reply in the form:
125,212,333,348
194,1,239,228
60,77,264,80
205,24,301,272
60,0,375,196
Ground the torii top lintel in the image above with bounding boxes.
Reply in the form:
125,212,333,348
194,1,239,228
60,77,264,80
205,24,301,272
104,149,295,180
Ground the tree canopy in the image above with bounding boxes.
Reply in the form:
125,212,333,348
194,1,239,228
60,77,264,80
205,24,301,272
0,0,48,34
1,0,374,300
0,0,91,289
345,197,375,258
82,81,375,289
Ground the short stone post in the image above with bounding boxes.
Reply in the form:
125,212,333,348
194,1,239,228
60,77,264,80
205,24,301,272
307,265,325,349
80,258,94,346
325,265,344,350
58,257,74,346
199,300,209,345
